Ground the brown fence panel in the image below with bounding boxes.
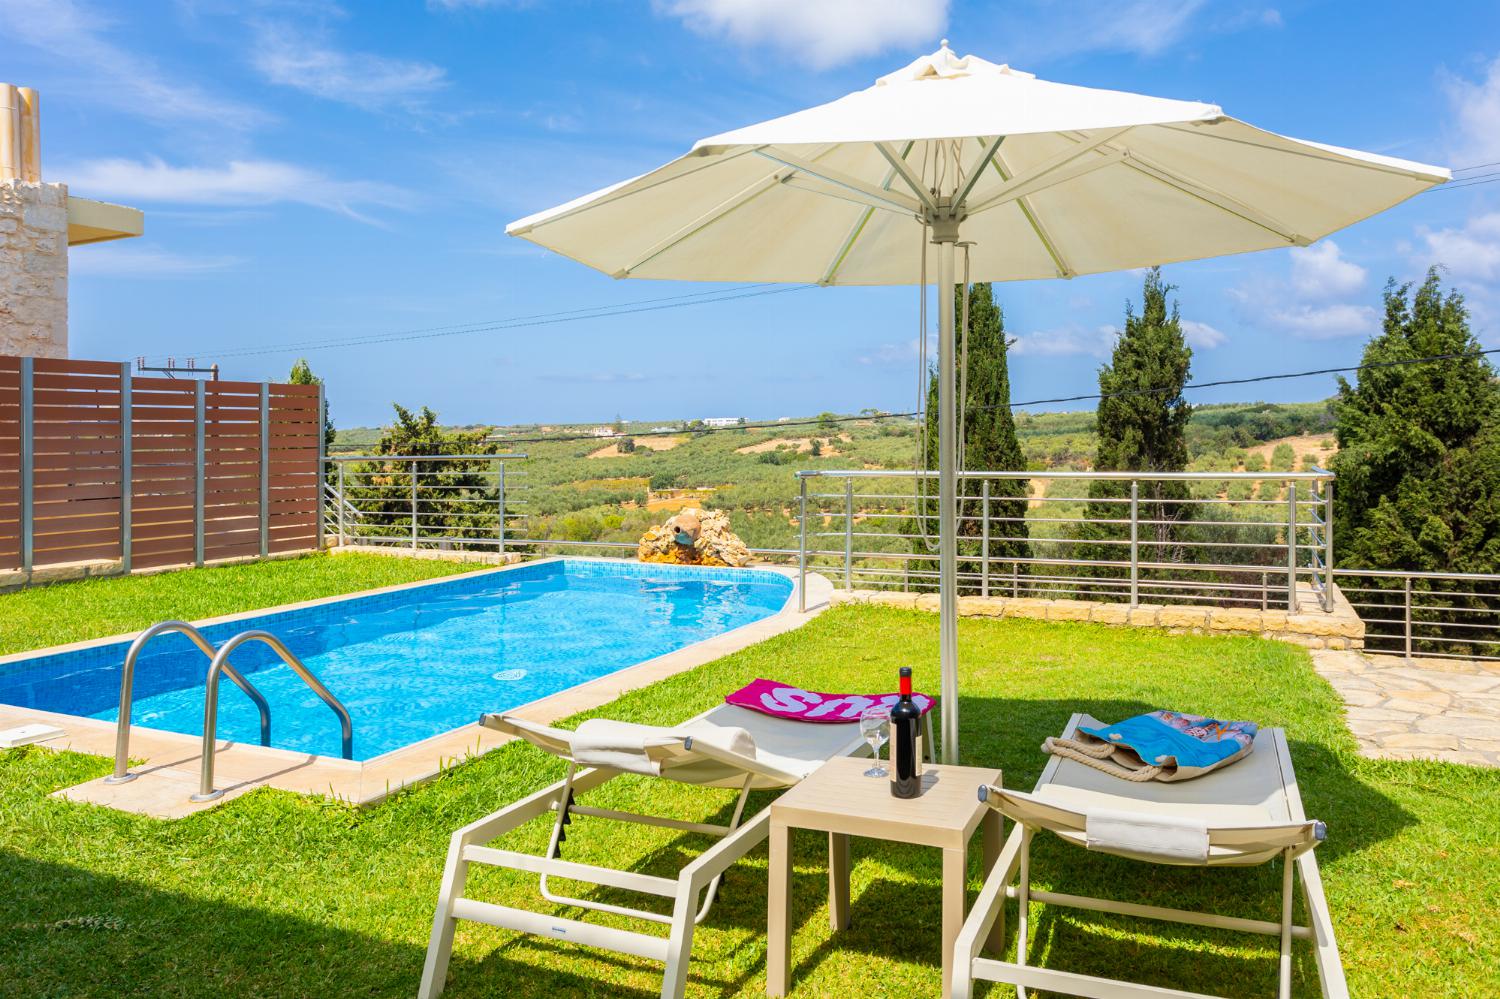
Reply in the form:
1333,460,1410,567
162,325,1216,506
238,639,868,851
0,355,323,581
266,383,320,554
129,377,196,570
203,380,264,562
29,362,125,566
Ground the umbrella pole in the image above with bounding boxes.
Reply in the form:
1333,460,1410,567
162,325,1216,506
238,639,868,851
933,222,960,764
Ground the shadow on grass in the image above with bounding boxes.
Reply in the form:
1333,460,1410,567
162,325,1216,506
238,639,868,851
0,851,432,999
441,693,1414,996
774,693,1414,995
0,689,1412,999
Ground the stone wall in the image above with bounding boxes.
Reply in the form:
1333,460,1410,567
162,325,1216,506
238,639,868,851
0,180,68,358
828,584,1366,650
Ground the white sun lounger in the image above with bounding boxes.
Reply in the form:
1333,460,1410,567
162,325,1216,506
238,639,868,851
419,703,896,999
953,713,1348,999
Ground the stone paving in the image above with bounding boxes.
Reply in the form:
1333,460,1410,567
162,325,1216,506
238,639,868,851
1311,649,1500,767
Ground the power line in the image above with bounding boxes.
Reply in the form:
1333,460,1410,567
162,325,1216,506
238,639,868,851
1423,175,1500,193
1002,347,1500,410
386,346,1499,449
175,283,808,363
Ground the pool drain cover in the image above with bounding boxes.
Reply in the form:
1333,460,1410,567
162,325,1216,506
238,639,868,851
492,668,528,682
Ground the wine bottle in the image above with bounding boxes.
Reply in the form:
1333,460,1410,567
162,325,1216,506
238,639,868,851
889,666,923,799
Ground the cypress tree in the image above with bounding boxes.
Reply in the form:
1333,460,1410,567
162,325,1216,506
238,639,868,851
916,282,1030,587
1332,269,1500,573
1078,268,1193,580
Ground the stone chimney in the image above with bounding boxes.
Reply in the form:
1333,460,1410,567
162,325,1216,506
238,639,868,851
1,84,143,359
1,83,69,358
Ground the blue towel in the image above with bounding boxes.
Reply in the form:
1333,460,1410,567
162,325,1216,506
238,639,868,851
1071,711,1257,780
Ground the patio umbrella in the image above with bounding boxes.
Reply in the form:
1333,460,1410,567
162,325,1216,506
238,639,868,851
507,42,1448,763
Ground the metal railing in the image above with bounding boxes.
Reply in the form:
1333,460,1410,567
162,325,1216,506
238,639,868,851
793,469,1336,614
195,630,354,802
106,620,272,785
326,453,528,555
106,619,354,801
1333,568,1500,662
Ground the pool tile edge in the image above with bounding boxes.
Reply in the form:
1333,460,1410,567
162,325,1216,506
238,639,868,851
24,566,834,819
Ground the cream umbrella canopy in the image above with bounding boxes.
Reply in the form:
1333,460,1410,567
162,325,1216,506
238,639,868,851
508,42,1448,763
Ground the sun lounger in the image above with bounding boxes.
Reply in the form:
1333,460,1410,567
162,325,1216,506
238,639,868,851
953,713,1348,999
418,703,871,999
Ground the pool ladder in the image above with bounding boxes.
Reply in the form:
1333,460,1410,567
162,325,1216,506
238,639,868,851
105,620,354,802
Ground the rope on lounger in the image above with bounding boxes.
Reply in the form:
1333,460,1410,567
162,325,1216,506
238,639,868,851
1042,737,1162,782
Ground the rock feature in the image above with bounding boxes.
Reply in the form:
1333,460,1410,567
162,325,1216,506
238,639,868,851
637,507,752,567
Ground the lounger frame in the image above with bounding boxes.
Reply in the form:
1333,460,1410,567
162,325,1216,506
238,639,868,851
418,707,927,999
952,714,1349,999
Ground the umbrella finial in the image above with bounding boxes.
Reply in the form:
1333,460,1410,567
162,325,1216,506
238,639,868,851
940,38,950,49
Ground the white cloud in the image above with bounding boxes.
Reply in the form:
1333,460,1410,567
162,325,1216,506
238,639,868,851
1010,325,1118,357
0,0,268,132
1440,55,1500,165
1263,303,1379,339
1288,240,1367,299
250,21,448,112
1231,239,1375,339
657,0,949,70
1419,212,1500,282
427,0,538,8
538,372,652,384
1181,319,1227,349
857,338,920,366
69,244,241,278
61,158,407,224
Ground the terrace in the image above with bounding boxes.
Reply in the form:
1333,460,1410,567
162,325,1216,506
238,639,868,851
2,360,1498,997
2,555,1496,996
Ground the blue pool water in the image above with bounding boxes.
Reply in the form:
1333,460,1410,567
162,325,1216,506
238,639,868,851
0,560,793,760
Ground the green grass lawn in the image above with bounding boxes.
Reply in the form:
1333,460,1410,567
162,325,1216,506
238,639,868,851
0,552,479,657
2,601,1496,997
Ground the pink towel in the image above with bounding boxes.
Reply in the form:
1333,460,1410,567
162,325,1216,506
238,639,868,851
725,678,935,724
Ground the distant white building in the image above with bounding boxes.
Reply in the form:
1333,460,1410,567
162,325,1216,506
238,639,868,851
702,417,743,428
651,426,676,433
591,426,620,438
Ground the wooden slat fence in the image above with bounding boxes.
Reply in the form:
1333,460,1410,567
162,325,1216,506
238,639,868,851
0,355,323,579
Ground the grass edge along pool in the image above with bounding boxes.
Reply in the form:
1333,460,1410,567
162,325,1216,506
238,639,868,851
0,559,795,761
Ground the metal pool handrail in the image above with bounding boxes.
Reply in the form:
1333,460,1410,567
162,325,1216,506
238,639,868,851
194,630,354,802
106,620,272,785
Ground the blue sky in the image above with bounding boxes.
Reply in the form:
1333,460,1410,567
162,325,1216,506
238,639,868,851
7,0,1500,427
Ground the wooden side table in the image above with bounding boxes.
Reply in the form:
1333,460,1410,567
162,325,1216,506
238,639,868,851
766,756,1003,998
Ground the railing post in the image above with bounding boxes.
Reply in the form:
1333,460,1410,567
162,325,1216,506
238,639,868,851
410,459,418,551
1011,561,1018,598
193,379,205,568
1322,478,1335,612
1403,575,1413,662
981,478,990,598
1286,480,1298,613
315,382,326,551
119,362,132,573
18,356,32,575
497,460,507,558
797,476,808,612
337,460,346,547
843,477,853,590
1129,479,1139,607
259,384,269,557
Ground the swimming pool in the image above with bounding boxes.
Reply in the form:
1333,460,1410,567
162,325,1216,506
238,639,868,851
0,559,794,760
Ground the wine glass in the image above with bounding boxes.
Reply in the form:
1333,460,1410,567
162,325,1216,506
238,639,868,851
860,705,892,777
